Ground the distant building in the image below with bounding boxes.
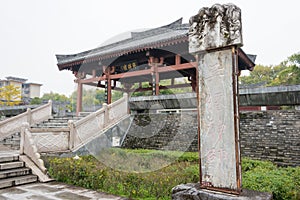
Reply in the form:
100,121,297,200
0,76,42,100
22,82,42,98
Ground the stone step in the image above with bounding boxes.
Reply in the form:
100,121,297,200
48,119,69,123
0,161,24,170
0,167,31,179
35,123,68,127
0,154,19,164
52,117,83,120
31,123,69,128
0,175,38,189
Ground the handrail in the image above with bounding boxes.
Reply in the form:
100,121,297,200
107,93,129,109
0,100,52,140
20,122,47,174
74,108,105,127
70,93,128,150
73,93,128,127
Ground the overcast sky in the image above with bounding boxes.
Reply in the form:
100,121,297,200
0,0,299,96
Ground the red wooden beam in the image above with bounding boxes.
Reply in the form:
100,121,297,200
158,62,196,73
132,83,191,92
79,76,106,84
77,62,196,84
110,69,152,79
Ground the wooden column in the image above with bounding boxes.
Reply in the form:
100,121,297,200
104,66,112,104
76,81,83,116
189,75,197,92
155,63,159,95
175,54,181,65
149,57,160,96
107,73,112,104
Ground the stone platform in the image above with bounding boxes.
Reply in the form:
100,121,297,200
172,183,272,200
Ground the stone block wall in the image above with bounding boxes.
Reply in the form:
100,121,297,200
122,110,300,166
240,111,300,166
122,113,198,152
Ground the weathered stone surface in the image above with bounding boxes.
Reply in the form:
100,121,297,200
197,49,240,190
122,113,198,152
172,183,273,200
239,110,300,167
129,93,197,112
189,3,243,53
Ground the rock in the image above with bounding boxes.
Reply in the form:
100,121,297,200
172,183,273,200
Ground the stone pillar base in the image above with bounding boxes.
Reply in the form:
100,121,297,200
172,183,272,200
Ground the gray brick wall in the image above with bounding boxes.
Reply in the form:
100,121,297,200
240,111,300,166
122,110,300,166
122,113,198,152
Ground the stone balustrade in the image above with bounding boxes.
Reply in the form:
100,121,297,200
0,101,52,141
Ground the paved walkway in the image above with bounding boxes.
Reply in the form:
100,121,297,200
0,145,127,200
0,182,127,200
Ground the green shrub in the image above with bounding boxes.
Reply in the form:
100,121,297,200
46,151,300,200
47,151,198,199
242,158,300,200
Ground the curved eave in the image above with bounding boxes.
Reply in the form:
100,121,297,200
237,48,256,71
57,35,188,71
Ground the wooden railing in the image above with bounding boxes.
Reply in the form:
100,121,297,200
0,101,52,140
69,93,129,150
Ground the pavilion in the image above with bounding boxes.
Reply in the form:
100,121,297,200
56,19,255,115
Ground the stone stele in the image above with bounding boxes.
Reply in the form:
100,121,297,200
189,3,243,53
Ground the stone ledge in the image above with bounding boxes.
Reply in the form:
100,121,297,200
172,183,273,200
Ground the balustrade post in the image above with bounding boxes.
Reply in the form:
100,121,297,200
26,108,32,125
20,122,29,155
123,93,129,114
103,103,108,127
68,120,75,150
48,100,52,117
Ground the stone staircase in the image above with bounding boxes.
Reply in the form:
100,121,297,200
0,116,84,150
30,116,83,129
0,153,37,189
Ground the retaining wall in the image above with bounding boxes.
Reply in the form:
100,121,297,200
122,110,300,166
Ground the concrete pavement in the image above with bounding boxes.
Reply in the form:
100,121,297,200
0,182,127,200
0,145,126,200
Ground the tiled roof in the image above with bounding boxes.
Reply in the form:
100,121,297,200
56,18,256,71
56,19,189,67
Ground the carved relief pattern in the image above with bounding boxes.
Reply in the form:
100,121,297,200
72,95,128,149
0,102,51,140
189,3,242,53
23,129,47,173
109,102,126,122
0,115,27,139
198,50,237,189
76,115,102,142
31,106,51,123
109,104,124,121
32,132,69,152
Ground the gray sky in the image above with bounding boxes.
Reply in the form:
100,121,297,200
1,0,299,96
